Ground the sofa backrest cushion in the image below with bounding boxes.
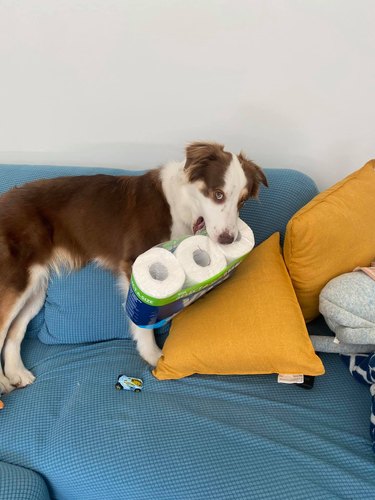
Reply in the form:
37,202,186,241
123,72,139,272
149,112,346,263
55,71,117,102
240,167,318,246
39,264,130,344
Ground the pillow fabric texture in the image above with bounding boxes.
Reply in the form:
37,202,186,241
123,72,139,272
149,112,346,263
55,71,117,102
283,160,375,322
153,232,324,380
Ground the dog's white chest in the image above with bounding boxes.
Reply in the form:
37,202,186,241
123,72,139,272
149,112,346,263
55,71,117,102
170,218,192,240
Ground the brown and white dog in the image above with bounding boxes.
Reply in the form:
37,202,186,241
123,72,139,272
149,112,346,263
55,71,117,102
0,142,267,394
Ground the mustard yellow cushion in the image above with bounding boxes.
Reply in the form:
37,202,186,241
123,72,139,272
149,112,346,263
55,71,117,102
284,160,375,322
153,233,324,380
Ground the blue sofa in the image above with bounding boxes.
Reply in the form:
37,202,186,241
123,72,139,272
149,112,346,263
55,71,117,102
0,165,374,500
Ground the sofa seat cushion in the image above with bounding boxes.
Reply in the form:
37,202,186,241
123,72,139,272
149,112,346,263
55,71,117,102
0,461,50,500
1,338,374,499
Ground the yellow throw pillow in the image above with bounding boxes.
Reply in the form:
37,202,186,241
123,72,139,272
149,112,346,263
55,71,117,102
284,160,375,322
153,233,324,380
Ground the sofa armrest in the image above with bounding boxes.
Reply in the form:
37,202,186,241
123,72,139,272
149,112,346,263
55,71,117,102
0,461,50,500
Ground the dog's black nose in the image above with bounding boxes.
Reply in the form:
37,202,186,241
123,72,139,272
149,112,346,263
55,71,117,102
218,232,235,244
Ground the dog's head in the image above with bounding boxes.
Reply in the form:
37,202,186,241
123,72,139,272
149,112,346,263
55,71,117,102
184,142,268,244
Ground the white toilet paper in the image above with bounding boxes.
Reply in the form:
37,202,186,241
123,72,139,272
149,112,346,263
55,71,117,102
174,235,227,286
217,218,255,263
132,247,186,299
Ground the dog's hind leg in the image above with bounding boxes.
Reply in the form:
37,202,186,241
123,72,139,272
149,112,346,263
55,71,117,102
0,265,48,394
0,290,30,394
3,270,48,389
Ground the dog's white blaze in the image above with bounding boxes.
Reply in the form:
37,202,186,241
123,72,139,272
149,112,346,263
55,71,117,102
199,154,247,242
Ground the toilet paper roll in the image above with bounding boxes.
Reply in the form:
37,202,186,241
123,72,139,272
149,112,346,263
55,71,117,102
217,218,255,263
174,235,227,286
132,247,186,299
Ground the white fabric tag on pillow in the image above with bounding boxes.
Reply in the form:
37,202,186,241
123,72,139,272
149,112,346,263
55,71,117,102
278,374,304,384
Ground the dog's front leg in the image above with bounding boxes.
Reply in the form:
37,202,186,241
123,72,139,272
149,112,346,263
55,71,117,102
128,322,162,367
118,272,162,367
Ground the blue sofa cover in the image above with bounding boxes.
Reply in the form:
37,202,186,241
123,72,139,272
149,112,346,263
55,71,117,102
0,164,374,499
0,461,50,500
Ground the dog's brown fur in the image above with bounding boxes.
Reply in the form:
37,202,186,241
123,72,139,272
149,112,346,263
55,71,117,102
0,170,172,286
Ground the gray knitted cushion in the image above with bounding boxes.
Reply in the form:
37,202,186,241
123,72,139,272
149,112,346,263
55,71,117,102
319,271,375,345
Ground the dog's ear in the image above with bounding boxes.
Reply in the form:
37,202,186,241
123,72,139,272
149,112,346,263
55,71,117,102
184,142,226,171
238,151,268,198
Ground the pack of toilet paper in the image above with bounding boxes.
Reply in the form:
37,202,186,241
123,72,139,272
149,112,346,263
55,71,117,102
125,218,254,328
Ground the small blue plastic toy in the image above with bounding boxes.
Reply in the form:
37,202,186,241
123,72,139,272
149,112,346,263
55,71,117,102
115,375,143,392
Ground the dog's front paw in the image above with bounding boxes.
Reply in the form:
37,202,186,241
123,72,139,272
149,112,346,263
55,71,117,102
6,368,36,389
129,323,163,367
0,374,15,394
146,346,163,367
139,344,162,367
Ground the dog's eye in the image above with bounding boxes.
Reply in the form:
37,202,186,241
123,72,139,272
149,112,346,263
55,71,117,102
214,190,225,202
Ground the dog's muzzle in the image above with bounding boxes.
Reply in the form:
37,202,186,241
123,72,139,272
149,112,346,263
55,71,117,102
217,231,235,244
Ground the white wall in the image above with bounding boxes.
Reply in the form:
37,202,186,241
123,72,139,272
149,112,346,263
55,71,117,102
0,0,374,189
